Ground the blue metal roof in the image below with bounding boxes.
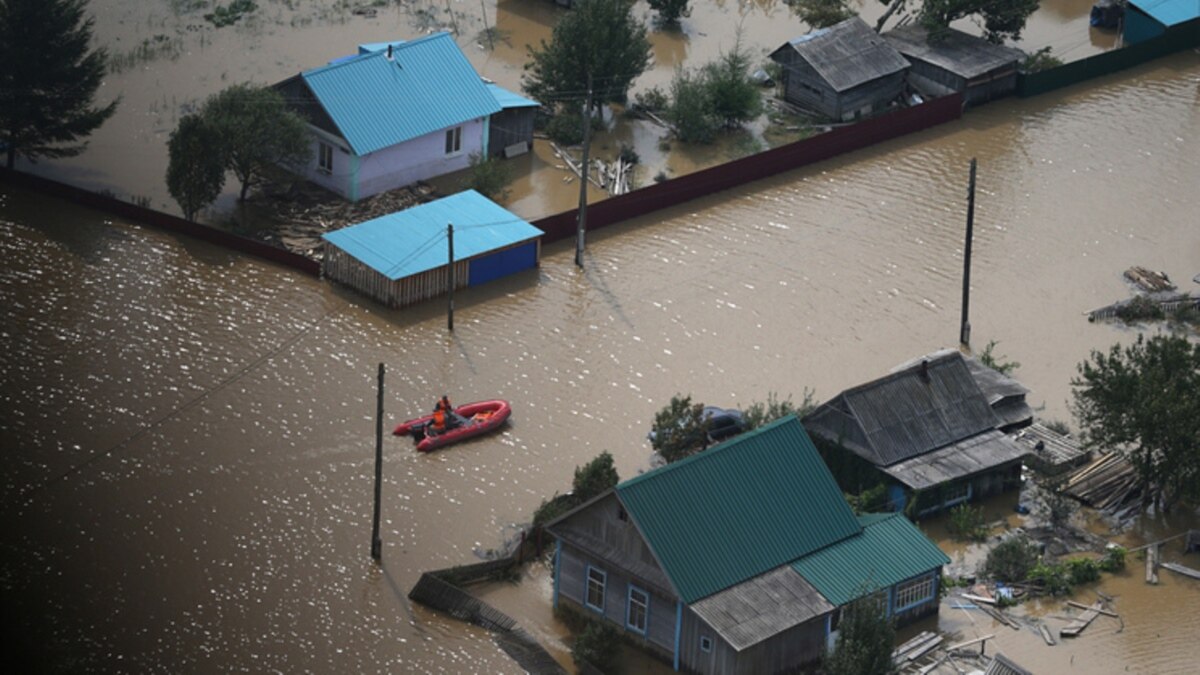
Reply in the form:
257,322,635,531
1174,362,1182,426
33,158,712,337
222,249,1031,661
321,190,543,280
617,417,863,604
301,33,501,156
487,83,540,110
1128,0,1200,26
791,513,950,606
358,40,406,55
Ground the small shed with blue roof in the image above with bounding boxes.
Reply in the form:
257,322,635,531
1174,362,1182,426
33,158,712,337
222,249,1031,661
321,190,543,307
277,32,528,201
1123,0,1200,45
546,416,949,674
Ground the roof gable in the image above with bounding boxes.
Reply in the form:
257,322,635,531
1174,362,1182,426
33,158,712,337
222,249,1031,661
321,190,543,280
772,17,909,92
617,417,862,604
299,32,501,155
806,352,1001,466
883,25,1024,79
791,513,950,606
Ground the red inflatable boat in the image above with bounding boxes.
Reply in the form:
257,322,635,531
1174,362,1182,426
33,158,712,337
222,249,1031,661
393,400,511,452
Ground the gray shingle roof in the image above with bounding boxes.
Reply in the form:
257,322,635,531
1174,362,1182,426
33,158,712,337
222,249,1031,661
883,25,1024,80
774,17,910,92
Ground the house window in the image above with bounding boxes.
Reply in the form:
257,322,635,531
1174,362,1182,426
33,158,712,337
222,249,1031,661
699,635,712,653
943,481,972,508
585,566,606,613
617,506,628,522
626,586,648,634
894,574,937,612
318,141,333,174
444,126,462,155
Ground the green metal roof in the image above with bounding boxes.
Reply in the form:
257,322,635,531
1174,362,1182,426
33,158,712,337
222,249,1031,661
791,513,950,606
617,417,862,604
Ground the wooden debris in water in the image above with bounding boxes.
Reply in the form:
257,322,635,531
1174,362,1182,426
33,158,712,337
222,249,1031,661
1063,451,1139,512
1160,562,1200,580
1124,266,1175,292
1038,623,1056,646
1146,543,1159,584
1059,600,1103,638
892,630,942,663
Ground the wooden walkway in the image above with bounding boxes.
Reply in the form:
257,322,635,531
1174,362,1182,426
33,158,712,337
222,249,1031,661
1060,601,1103,638
1161,562,1200,581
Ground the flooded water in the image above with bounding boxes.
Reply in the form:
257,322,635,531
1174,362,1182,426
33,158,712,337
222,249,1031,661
3,1,1199,673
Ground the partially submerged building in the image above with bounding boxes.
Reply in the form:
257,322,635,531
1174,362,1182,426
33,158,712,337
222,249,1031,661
804,351,1029,516
1123,0,1200,45
548,417,949,674
769,17,910,121
321,190,543,307
883,25,1025,105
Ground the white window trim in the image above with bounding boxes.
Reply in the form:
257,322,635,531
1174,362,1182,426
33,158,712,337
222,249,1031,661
318,141,333,174
445,126,463,156
699,635,712,653
626,585,648,635
585,566,606,614
894,573,937,612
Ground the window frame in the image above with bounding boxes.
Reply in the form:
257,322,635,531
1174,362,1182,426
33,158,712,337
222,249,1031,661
894,573,937,613
699,635,712,653
626,585,648,635
585,566,606,614
444,126,462,155
318,141,333,174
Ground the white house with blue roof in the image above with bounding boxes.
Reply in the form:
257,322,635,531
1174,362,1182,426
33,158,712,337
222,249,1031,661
320,190,543,307
276,32,535,201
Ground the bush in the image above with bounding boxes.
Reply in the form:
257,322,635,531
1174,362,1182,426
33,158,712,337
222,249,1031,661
1021,46,1063,73
650,394,712,463
572,620,621,673
1028,561,1072,595
1037,475,1076,531
1043,418,1072,436
845,483,888,514
823,592,896,675
978,340,1020,375
983,535,1039,583
1115,295,1165,323
1099,545,1127,572
617,143,639,165
573,452,619,502
546,114,585,146
1067,557,1101,586
634,86,669,112
948,503,988,542
532,492,576,527
667,67,719,144
741,390,816,431
462,152,512,201
649,0,691,25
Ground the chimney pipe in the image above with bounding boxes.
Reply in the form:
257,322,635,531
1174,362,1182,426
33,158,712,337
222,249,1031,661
386,44,393,60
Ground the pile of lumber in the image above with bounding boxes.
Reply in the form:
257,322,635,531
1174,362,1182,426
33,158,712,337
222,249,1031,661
594,158,633,196
1063,451,1139,512
1124,266,1175,293
892,631,943,666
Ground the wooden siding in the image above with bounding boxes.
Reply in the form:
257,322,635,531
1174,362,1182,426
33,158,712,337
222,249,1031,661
679,605,827,675
557,543,676,657
552,494,674,595
776,50,906,120
487,107,535,157
276,76,341,138
908,60,1016,106
322,244,468,308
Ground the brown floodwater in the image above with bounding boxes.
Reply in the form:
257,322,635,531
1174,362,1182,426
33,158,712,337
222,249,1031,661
3,1,1199,673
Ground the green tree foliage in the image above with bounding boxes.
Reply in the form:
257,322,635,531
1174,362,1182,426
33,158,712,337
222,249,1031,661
650,394,712,463
823,591,896,675
741,390,817,431
649,0,691,25
1021,46,1063,73
702,36,764,129
978,340,1020,375
785,0,855,28
201,83,311,201
573,451,619,502
571,620,621,672
667,67,719,144
947,503,988,542
522,0,651,112
462,151,512,202
0,0,119,169
166,114,225,221
918,0,1040,43
1071,335,1200,512
844,483,888,514
982,535,1039,583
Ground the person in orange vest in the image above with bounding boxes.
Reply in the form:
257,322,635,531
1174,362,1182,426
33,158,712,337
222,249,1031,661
430,407,447,434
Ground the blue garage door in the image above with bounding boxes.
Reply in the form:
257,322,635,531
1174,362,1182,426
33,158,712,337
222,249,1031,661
468,241,538,286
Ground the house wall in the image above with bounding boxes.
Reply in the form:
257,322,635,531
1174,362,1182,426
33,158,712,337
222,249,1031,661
775,51,841,118
906,61,967,96
961,66,1018,105
677,606,828,675
910,460,1022,517
1124,8,1166,45
354,117,488,200
833,72,907,120
557,543,677,659
322,245,469,308
487,108,535,157
467,240,540,286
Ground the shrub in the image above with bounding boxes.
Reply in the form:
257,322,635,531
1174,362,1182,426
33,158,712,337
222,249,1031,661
532,492,576,527
1028,561,1072,595
948,503,988,542
1043,418,1072,436
1021,46,1063,73
649,0,691,25
845,483,888,514
667,67,719,144
983,535,1039,583
462,152,512,201
573,452,619,502
823,592,897,675
740,390,816,431
1115,295,1164,323
1099,545,1127,572
634,86,669,113
1037,475,1076,531
1067,557,1101,586
546,114,584,146
979,340,1020,375
650,395,712,463
572,620,621,673
617,143,640,165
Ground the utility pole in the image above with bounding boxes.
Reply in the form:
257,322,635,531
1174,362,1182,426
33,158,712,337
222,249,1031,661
447,223,455,332
960,158,976,347
371,363,384,561
575,73,592,269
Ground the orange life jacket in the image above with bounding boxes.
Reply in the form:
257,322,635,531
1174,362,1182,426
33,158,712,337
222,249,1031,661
432,409,446,431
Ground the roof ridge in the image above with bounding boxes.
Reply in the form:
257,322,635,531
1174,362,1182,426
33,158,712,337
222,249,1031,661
302,49,383,78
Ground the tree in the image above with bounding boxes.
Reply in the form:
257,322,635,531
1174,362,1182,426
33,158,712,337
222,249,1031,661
823,590,896,675
649,394,712,463
201,83,311,200
784,0,855,28
790,0,1039,44
649,0,691,25
0,0,118,169
462,151,512,202
572,451,619,502
1071,334,1200,512
667,67,719,144
522,0,651,112
166,114,225,221
740,390,817,431
978,339,1020,375
701,36,763,129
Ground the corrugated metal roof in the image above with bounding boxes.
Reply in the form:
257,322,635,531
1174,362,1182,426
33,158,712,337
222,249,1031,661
487,83,540,109
1128,0,1200,26
772,17,909,92
791,513,949,606
617,417,862,604
881,429,1028,490
807,351,1000,466
690,565,833,651
321,190,543,280
301,32,501,155
883,25,1024,79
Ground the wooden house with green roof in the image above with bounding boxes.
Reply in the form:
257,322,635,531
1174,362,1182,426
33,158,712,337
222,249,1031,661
546,417,949,674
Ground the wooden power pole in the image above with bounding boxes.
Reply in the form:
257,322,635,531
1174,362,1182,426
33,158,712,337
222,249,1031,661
575,73,592,269
447,223,455,332
960,158,976,346
371,362,384,561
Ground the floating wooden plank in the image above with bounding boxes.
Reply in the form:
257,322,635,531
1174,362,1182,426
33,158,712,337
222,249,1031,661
1124,266,1174,292
904,635,944,662
892,631,940,661
980,605,1021,630
946,633,995,652
1060,601,1102,637
1038,623,1056,646
1066,600,1120,618
961,593,998,605
1161,562,1200,580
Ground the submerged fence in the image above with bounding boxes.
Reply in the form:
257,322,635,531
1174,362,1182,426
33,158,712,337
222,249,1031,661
532,93,966,243
1017,23,1200,98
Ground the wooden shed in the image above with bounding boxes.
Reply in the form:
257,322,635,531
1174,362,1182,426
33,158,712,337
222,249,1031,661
769,17,910,121
883,25,1024,106
485,84,539,158
321,190,543,308
548,417,949,674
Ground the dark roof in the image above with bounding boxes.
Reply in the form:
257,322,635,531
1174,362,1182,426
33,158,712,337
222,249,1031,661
690,565,833,651
771,17,910,92
617,417,862,604
900,348,1033,429
883,25,1024,80
881,430,1028,490
804,351,1001,467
